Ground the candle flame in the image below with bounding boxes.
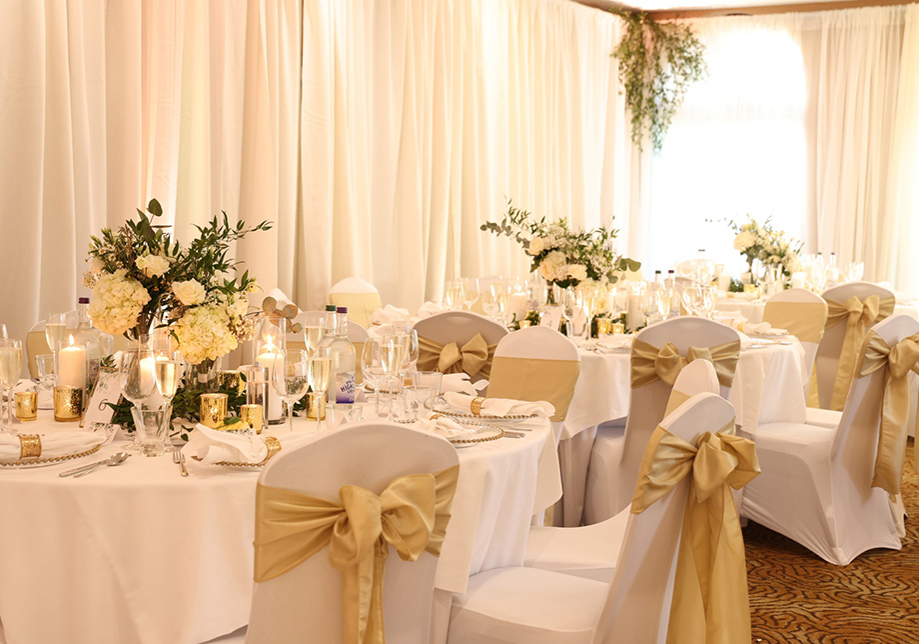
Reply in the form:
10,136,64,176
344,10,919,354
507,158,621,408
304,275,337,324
68,334,75,347
266,335,275,350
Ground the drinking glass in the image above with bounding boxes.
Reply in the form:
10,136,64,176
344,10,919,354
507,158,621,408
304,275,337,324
306,347,332,431
681,284,698,316
154,349,181,409
403,385,436,420
444,281,464,311
361,340,389,414
398,329,419,376
459,278,479,310
35,354,55,409
700,286,716,319
380,335,406,418
45,314,67,355
657,288,673,319
0,325,7,339
481,291,502,321
0,339,23,434
302,323,324,356
489,281,512,325
273,349,311,433
131,407,170,456
120,347,156,408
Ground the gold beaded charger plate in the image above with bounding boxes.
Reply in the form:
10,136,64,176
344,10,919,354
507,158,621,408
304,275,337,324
0,443,102,469
189,456,266,470
396,418,505,448
429,405,536,424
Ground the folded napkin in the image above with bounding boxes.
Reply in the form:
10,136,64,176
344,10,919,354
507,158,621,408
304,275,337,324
442,392,554,418
736,321,787,336
370,305,411,326
583,336,633,353
0,431,106,462
413,415,470,439
417,301,446,318
441,373,488,396
182,424,309,466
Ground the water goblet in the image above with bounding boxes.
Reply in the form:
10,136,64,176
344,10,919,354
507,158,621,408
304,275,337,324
459,278,479,311
273,349,311,433
0,339,23,434
35,354,56,409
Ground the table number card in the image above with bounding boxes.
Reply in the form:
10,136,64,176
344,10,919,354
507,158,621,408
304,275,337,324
539,306,563,331
80,367,123,428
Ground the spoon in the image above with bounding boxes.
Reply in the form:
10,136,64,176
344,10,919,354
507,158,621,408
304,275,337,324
59,452,131,478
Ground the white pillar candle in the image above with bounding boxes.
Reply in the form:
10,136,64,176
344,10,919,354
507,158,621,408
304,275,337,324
626,293,641,332
717,273,732,292
58,336,86,389
790,272,806,290
257,336,283,421
508,293,527,324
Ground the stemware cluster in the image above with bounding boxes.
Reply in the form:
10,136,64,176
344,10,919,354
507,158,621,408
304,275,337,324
360,326,419,419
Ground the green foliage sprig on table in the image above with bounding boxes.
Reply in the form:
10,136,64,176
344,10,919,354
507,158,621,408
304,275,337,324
609,9,707,153
481,200,641,290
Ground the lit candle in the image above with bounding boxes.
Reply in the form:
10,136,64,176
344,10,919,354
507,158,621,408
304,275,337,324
256,335,283,421
508,293,527,324
717,273,732,292
626,291,642,332
58,335,86,389
791,272,806,290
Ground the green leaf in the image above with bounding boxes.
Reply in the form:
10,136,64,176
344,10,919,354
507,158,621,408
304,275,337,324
147,198,163,217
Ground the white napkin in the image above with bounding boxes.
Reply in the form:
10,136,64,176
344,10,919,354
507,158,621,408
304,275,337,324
182,424,309,466
737,321,787,336
583,336,633,353
442,392,554,418
0,431,106,462
417,301,445,318
413,415,469,439
440,373,488,396
370,305,411,325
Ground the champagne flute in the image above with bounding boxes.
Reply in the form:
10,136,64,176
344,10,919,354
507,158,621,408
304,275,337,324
460,278,479,311
657,288,673,320
701,285,716,319
274,349,311,433
380,335,406,418
680,285,696,316
399,329,419,376
306,347,332,431
361,340,386,407
444,281,464,311
303,324,324,356
0,339,23,433
46,314,67,355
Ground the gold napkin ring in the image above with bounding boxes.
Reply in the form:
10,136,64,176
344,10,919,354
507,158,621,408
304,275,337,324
19,434,42,459
430,414,444,420
470,397,485,416
264,436,282,462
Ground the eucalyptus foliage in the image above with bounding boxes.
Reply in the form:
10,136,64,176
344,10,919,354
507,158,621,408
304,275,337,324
611,9,707,153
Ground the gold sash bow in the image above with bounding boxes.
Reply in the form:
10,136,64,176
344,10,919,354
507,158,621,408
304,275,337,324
825,295,895,410
630,339,741,389
632,422,759,644
417,333,496,379
762,301,827,345
855,331,919,496
253,465,460,644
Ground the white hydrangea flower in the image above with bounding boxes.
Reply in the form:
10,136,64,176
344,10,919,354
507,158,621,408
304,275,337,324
538,250,567,282
171,303,238,365
172,279,206,306
565,264,588,282
88,269,151,336
733,231,755,251
135,253,171,278
527,237,547,256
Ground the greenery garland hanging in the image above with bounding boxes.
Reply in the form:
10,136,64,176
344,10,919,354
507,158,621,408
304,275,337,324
610,9,707,153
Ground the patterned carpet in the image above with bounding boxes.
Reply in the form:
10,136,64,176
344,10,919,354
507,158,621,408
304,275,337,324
744,440,919,643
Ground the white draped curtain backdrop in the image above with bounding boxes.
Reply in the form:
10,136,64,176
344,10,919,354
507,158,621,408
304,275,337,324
0,0,632,344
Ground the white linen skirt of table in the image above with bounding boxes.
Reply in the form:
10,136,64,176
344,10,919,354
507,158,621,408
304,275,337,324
0,417,560,644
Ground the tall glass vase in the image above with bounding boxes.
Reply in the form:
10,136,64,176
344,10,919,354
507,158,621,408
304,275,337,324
193,358,222,392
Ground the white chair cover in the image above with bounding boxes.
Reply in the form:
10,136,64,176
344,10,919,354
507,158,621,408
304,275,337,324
413,311,508,383
762,288,827,384
742,314,918,565
246,422,459,644
584,317,739,524
448,394,740,644
329,277,383,330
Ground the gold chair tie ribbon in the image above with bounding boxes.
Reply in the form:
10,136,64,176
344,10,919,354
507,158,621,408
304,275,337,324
855,331,919,496
417,333,496,379
632,422,760,644
486,356,581,422
825,295,895,410
253,465,459,644
630,339,741,389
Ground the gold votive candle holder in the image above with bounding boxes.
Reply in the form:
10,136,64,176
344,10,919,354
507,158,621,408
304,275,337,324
53,386,83,422
306,392,327,421
200,393,228,428
596,318,613,336
14,391,38,422
240,404,264,434
611,322,626,335
218,370,245,394
743,283,759,296
518,320,532,329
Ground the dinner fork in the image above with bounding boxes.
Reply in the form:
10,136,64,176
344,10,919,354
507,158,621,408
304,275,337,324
172,447,189,477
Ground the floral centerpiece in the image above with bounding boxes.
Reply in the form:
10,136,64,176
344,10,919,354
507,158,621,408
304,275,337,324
480,200,641,300
728,215,802,281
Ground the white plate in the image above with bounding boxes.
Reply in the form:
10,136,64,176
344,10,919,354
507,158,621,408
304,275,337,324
0,444,103,469
430,405,536,424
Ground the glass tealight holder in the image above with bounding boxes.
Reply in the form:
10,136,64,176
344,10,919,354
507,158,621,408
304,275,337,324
200,393,228,428
596,318,613,336
218,370,245,394
53,386,83,422
611,322,626,335
305,392,327,421
14,391,38,422
255,316,287,424
240,403,264,434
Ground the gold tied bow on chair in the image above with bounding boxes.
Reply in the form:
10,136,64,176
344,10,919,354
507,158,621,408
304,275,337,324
630,339,741,389
632,422,760,644
253,465,460,644
855,331,919,496
825,295,895,410
417,333,496,379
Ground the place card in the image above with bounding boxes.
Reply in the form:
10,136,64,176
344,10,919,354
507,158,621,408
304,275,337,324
80,367,122,428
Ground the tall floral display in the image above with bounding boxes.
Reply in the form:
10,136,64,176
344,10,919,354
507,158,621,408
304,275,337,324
728,215,802,281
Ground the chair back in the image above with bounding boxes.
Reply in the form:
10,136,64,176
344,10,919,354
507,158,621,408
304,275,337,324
246,423,458,644
763,288,828,382
615,317,739,514
662,360,720,416
26,322,51,379
413,312,508,382
487,326,581,422
329,278,383,330
597,394,737,643
816,282,895,409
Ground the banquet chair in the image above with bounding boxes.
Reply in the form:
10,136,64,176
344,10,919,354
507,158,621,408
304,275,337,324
448,393,756,644
329,277,383,330
523,360,720,583
414,311,508,383
25,321,51,379
815,282,895,410
762,288,828,380
245,422,459,644
742,314,919,565
584,317,740,524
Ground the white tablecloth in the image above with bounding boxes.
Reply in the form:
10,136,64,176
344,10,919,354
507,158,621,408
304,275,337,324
0,415,559,644
714,297,919,324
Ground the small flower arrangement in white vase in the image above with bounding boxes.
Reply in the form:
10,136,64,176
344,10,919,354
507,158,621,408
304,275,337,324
728,215,802,286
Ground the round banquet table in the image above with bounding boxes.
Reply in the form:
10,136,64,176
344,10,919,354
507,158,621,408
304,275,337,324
713,295,919,324
0,414,560,644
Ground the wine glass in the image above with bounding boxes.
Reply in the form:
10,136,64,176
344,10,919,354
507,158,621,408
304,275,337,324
460,278,479,311
361,340,386,409
380,335,406,418
681,284,697,316
398,329,419,376
120,347,157,408
302,322,324,356
700,285,717,319
657,287,673,320
273,349,311,433
306,347,332,431
0,339,23,434
444,281,464,311
46,314,67,355
35,354,56,409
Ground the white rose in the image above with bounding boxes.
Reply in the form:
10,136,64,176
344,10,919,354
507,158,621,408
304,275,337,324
538,251,567,282
136,253,170,278
527,237,546,256
733,231,755,251
566,264,588,282
172,279,206,306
